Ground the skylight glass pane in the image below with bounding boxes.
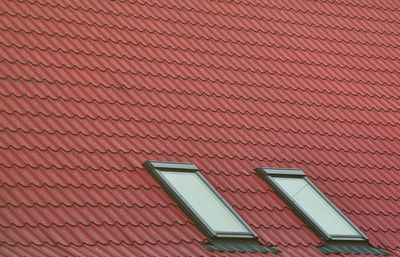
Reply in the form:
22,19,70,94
272,177,360,236
162,171,248,233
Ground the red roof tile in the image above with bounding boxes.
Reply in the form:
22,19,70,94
1,0,399,256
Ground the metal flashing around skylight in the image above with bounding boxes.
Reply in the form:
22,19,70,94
144,161,258,240
258,168,305,176
148,161,198,171
255,167,368,243
318,243,391,255
203,239,280,253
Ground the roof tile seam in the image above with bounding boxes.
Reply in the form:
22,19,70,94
4,126,400,157
4,145,399,170
324,191,400,201
21,0,400,36
0,221,192,229
0,241,375,252
264,223,400,233
3,124,399,157
218,185,400,201
4,75,399,107
226,0,400,13
4,11,400,50
6,2,400,40
258,223,399,233
234,205,289,212
203,169,400,186
0,164,231,177
5,90,399,124
3,110,399,142
0,238,206,247
312,175,400,186
0,202,176,209
361,227,400,233
3,92,399,127
0,181,160,191
0,163,141,173
343,209,400,217
235,205,400,216
121,0,400,25
2,200,396,215
0,182,277,195
2,144,400,171
3,57,399,89
2,140,393,160
308,0,400,12
4,201,396,217
275,242,319,248
2,161,396,188
201,169,253,177
28,40,400,79
0,162,136,172
250,223,306,230
5,41,400,78
3,26,400,63
4,200,396,216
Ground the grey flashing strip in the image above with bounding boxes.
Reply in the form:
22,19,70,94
256,168,305,176
203,240,280,253
145,161,198,171
318,244,391,255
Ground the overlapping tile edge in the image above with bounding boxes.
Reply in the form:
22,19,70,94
1,0,399,256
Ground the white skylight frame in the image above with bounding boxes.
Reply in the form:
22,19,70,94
144,161,257,239
255,168,368,242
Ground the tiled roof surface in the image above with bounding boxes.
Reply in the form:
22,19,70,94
0,0,399,256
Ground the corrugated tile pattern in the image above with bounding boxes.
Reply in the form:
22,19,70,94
0,0,399,256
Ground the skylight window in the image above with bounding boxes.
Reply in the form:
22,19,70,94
255,168,367,242
144,161,257,239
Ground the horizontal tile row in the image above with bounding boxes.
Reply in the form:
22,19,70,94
1,0,399,256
